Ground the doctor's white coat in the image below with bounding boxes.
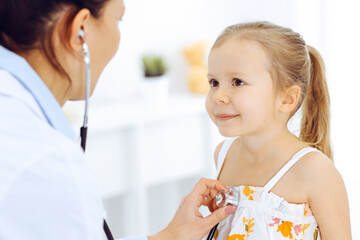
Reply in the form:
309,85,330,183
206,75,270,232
0,47,146,240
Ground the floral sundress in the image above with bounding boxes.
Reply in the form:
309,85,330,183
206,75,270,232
205,137,321,240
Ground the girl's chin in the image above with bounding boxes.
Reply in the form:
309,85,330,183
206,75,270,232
218,128,242,138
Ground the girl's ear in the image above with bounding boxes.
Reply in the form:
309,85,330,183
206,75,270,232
278,85,301,113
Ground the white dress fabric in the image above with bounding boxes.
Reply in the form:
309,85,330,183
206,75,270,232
207,137,321,240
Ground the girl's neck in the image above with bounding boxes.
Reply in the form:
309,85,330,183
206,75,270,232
237,127,305,164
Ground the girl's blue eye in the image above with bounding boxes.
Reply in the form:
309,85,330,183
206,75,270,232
209,79,219,87
233,78,244,86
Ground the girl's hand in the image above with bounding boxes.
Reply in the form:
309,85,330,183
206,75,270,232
148,178,237,240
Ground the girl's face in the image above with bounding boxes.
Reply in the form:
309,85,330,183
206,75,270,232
205,37,280,137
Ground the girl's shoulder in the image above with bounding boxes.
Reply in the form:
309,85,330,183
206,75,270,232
296,150,351,238
295,149,334,178
294,149,344,201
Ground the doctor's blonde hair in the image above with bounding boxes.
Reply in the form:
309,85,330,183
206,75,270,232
212,21,332,160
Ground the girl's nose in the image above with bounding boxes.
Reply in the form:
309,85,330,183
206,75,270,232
213,87,230,104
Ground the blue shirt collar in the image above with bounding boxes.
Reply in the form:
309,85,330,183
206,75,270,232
0,46,76,141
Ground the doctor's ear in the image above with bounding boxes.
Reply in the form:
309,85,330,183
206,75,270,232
278,85,301,113
68,8,91,51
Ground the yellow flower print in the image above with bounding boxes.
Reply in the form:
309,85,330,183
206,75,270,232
227,234,246,240
243,186,254,200
302,224,310,235
313,229,319,240
304,203,313,216
242,217,255,237
277,221,293,239
294,223,309,237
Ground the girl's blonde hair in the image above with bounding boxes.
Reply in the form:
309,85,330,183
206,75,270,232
212,21,332,160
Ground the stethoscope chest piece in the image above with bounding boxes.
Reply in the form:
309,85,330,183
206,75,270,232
215,187,240,207
207,187,240,240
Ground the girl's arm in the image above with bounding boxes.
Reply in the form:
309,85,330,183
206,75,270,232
305,153,352,239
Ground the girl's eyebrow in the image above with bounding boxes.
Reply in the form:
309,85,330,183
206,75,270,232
226,71,250,78
207,71,250,78
207,73,216,78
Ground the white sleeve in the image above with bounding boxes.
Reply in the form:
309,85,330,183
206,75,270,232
0,152,104,240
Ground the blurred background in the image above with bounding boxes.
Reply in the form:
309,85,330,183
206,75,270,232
64,0,360,238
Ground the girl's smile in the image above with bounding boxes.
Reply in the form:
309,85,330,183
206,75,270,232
216,113,240,121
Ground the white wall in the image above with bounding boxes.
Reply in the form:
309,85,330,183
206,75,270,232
92,0,297,103
324,0,360,237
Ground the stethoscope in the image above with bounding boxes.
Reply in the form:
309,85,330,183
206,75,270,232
206,187,240,240
78,29,114,240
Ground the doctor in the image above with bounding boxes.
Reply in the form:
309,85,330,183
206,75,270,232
0,0,237,239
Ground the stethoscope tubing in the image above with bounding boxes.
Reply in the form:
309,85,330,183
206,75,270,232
207,223,219,240
79,38,114,240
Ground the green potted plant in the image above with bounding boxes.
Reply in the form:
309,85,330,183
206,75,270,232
142,55,168,77
141,54,169,108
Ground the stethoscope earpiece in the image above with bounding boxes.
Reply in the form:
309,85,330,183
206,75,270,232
78,29,85,39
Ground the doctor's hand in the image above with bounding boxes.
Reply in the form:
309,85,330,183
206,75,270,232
148,178,237,240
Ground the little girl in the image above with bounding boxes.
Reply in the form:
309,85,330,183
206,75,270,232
204,22,352,239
